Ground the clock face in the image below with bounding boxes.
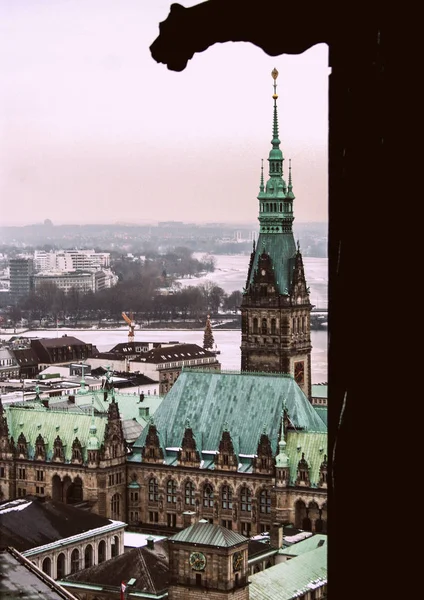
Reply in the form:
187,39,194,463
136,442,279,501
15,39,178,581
189,551,206,571
261,269,266,276
232,550,243,571
294,361,305,385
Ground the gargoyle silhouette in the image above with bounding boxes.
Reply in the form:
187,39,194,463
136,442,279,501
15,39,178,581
150,0,334,72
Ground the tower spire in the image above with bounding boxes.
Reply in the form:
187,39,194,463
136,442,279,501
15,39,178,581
271,68,280,151
259,159,264,192
287,158,295,199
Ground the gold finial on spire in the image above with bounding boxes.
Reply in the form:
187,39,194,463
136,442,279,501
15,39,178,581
271,68,279,99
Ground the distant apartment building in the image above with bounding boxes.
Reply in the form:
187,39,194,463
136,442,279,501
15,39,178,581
9,258,34,300
33,250,116,292
34,250,110,272
33,270,110,295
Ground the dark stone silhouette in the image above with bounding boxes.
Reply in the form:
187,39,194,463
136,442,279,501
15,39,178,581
149,3,400,599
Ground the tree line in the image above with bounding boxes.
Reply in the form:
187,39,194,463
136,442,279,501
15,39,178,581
3,248,242,328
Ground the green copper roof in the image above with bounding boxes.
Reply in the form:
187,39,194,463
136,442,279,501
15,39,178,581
246,233,297,294
249,545,327,600
133,370,326,458
281,534,327,557
5,405,107,462
169,521,247,547
285,431,328,487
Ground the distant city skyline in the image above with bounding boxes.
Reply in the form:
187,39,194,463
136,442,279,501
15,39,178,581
0,0,329,227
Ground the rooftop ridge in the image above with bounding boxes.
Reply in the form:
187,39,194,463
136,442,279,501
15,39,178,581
181,368,293,378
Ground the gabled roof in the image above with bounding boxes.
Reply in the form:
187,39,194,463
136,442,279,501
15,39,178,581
63,540,169,595
32,336,89,348
144,344,216,364
0,498,114,552
169,521,247,547
133,370,326,458
249,545,327,600
12,347,39,366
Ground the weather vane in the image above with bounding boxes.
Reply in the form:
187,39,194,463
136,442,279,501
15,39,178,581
271,68,279,99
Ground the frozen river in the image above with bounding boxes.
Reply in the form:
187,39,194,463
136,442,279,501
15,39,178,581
1,255,328,383
178,254,328,309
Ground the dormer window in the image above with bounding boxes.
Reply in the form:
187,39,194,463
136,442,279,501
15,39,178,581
35,433,46,460
17,432,28,458
297,452,310,486
72,437,83,463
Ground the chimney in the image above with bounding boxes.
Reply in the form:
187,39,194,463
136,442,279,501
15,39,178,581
146,535,154,550
270,522,284,549
182,511,197,528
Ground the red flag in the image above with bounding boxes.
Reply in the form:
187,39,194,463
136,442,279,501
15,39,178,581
120,581,127,600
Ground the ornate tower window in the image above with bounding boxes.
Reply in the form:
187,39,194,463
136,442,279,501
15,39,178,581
148,477,159,502
185,480,195,506
111,493,120,519
261,318,267,334
203,483,214,508
240,487,252,513
253,318,258,334
259,489,271,514
221,485,233,510
167,479,177,504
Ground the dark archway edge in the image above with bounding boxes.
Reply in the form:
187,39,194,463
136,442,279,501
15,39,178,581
149,3,402,598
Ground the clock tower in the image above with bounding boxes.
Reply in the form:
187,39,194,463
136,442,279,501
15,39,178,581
168,519,249,599
240,69,313,400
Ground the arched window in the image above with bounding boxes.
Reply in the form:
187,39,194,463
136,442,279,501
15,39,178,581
240,487,252,513
259,489,271,514
261,318,267,334
111,435,119,458
42,557,51,577
98,540,106,563
57,553,66,579
253,317,258,334
271,318,276,335
221,485,233,510
70,549,79,574
148,478,159,502
167,479,177,504
111,493,120,519
203,484,214,508
185,481,195,506
84,545,93,569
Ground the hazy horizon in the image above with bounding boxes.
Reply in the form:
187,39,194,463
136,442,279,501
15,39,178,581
0,0,329,227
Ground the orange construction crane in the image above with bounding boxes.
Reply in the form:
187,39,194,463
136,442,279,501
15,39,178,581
122,311,135,344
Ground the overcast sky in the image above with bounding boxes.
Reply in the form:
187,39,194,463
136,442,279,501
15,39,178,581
0,0,329,227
